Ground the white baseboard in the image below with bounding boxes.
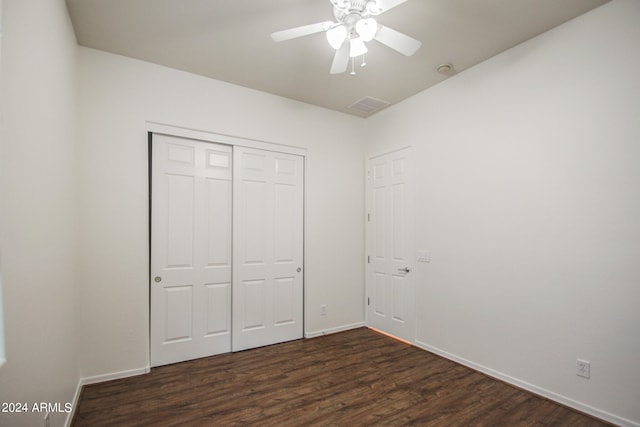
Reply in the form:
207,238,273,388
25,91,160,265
64,378,83,427
79,366,150,386
65,367,150,427
305,322,366,338
414,339,639,427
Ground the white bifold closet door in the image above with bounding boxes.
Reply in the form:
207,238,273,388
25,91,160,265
151,134,233,367
232,147,304,351
151,135,304,366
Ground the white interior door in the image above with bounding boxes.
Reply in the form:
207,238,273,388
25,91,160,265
366,147,415,342
151,134,232,366
233,147,304,351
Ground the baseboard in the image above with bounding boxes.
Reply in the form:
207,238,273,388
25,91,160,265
79,366,150,386
64,378,83,427
305,322,366,338
65,366,150,427
414,340,639,427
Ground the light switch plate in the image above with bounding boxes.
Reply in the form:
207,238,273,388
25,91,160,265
577,359,590,379
417,250,431,263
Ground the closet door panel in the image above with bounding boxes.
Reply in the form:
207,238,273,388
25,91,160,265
233,147,304,351
151,135,232,367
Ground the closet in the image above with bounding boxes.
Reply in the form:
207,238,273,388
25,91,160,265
149,133,304,367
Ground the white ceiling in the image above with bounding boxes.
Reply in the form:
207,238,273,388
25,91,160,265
66,0,609,117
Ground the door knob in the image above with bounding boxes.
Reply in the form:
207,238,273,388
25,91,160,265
154,276,162,283
398,267,411,273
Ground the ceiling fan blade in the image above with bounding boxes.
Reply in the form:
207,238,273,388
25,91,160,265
377,0,409,13
330,42,350,74
271,21,334,42
374,25,422,56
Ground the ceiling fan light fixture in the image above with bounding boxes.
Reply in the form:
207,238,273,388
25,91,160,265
356,18,378,42
350,37,368,58
326,25,348,49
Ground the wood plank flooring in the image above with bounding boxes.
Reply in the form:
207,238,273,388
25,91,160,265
73,328,610,426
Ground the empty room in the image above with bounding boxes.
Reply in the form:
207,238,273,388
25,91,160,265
0,0,639,426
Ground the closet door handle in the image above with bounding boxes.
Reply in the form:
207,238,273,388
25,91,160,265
398,267,411,274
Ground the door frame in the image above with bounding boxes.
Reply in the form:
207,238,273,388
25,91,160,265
364,145,416,341
146,122,307,366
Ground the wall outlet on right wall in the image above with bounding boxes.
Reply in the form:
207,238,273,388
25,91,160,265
577,359,591,379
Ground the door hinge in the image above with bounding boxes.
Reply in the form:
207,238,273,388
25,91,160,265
367,255,370,264
367,297,370,306
367,213,371,222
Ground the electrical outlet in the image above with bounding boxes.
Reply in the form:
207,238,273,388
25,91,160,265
577,359,591,379
321,304,327,316
44,412,50,427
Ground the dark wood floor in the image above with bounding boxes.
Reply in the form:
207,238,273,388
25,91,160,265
73,328,610,426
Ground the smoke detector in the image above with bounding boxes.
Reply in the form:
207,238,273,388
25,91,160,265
436,63,455,75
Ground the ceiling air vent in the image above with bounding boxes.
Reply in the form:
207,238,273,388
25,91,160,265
348,96,390,116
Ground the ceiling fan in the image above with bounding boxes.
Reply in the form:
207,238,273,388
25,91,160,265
271,0,421,75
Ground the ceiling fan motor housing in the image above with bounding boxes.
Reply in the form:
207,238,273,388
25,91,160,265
333,0,380,36
333,0,381,17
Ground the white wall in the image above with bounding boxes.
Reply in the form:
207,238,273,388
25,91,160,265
365,0,640,425
76,48,365,378
2,0,638,426
0,1,79,426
